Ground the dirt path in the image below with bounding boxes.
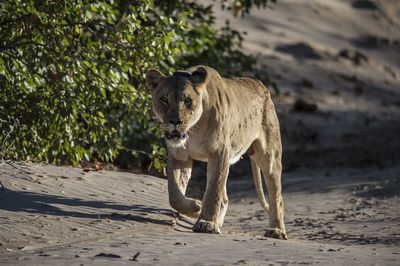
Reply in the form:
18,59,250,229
0,162,399,265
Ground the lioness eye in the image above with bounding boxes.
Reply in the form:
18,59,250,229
184,97,192,106
160,96,168,105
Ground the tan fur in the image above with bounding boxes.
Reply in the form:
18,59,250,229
146,66,287,239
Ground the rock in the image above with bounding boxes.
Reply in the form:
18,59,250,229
300,78,314,88
337,49,368,65
94,253,122,258
352,0,378,10
293,99,318,112
275,42,322,60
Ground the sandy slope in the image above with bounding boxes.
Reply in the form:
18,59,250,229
0,162,399,265
206,0,400,168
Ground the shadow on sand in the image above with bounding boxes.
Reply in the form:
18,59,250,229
0,189,176,226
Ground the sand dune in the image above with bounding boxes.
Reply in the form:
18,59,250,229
207,0,400,169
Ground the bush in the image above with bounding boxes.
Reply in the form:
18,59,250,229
0,0,274,168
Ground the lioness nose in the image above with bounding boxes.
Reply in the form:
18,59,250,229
170,120,183,125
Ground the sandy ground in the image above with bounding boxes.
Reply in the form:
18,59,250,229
208,0,400,169
1,0,400,265
0,162,399,265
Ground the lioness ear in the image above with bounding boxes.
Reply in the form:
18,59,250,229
190,67,208,85
145,69,165,91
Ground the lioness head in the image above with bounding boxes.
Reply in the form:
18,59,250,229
145,67,208,148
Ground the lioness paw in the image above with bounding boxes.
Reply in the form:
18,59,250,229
193,219,221,234
181,199,202,218
264,228,287,240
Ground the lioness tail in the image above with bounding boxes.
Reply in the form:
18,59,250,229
250,160,269,212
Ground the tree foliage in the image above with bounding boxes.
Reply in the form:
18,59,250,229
0,0,274,168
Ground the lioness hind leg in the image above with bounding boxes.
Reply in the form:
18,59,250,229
250,141,287,240
168,157,201,218
261,156,287,240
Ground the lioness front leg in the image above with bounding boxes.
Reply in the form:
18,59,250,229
168,156,201,218
193,150,229,234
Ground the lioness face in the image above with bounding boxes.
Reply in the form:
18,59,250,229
145,68,207,148
153,78,203,148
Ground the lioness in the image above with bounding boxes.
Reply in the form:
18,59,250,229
145,66,287,239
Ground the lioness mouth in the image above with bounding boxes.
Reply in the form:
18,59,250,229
166,130,188,140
